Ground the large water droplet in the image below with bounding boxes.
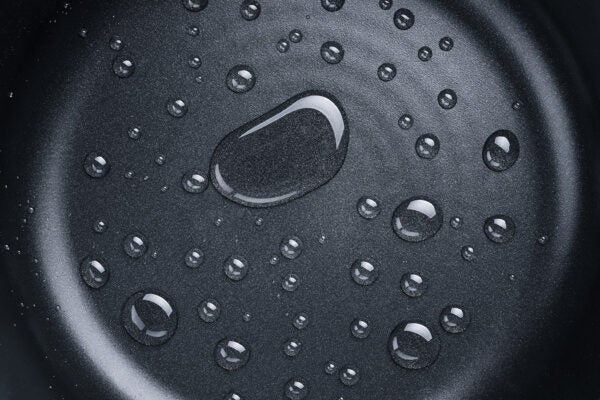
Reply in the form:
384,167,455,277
339,366,359,386
483,130,520,172
226,65,256,94
240,0,261,21
392,197,443,242
122,291,178,346
393,8,415,30
124,233,148,258
440,305,470,334
80,257,109,289
321,0,344,12
388,321,439,369
84,152,110,178
112,55,135,78
321,41,344,64
484,215,516,243
351,258,379,286
284,378,309,399
378,63,397,82
401,273,427,298
224,256,249,281
210,91,349,207
182,0,208,12
215,338,250,370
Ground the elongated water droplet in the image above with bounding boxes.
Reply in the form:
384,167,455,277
80,257,109,289
483,130,520,172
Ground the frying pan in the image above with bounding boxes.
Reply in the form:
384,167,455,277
1,0,599,399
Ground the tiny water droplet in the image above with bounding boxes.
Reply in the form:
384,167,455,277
187,25,200,36
393,8,415,30
198,299,221,323
128,126,141,140
226,65,256,94
240,0,261,21
450,216,462,229
325,361,338,375
415,134,440,159
282,274,300,292
84,152,110,178
93,219,107,233
389,321,439,369
185,248,205,268
321,41,344,64
351,258,379,286
321,0,344,12
350,318,371,339
284,378,309,400
398,113,414,130
124,233,148,258
438,89,457,109
224,256,249,281
440,305,470,334
293,313,308,330
166,98,188,118
484,215,516,244
418,46,432,61
392,197,443,242
269,255,280,265
124,171,134,179
78,28,88,38
112,55,135,78
109,35,123,51
357,196,382,220
537,235,549,245
160,185,169,193
401,273,427,298
122,291,178,346
182,0,208,12
439,36,454,51
215,338,251,371
377,63,397,82
242,312,251,322
151,250,159,259
215,217,224,226
80,257,109,289
512,100,524,110
339,366,359,386
188,55,202,69
182,170,208,193
277,39,291,53
461,245,476,261
255,217,263,226
483,130,520,172
379,0,393,11
283,338,302,357
318,235,326,244
289,29,303,43
155,154,166,166
280,236,303,260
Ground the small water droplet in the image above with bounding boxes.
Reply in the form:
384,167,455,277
198,299,221,323
242,312,251,322
240,0,261,21
440,305,470,334
393,8,415,30
377,63,397,82
187,25,200,36
109,35,123,51
351,258,379,286
293,313,308,330
512,100,524,110
112,55,135,78
438,89,457,110
226,65,256,94
93,219,107,233
78,28,88,38
215,217,224,226
325,361,338,375
122,291,178,346
280,236,303,260
318,234,326,244
282,274,300,292
188,55,202,69
277,39,291,53
284,378,309,399
224,393,242,400
415,134,440,160
124,233,148,258
401,273,427,298
269,255,280,265
84,152,110,178
484,215,516,244
439,36,454,51
418,46,432,61
379,0,393,10
155,154,166,166
283,338,302,357
357,196,382,220
128,126,141,140
160,185,169,193
215,338,250,370
182,0,208,12
151,250,159,259
392,197,443,242
398,113,414,130
289,29,303,43
80,257,109,289
124,171,134,179
461,245,476,261
350,318,371,339
483,130,520,172
194,75,203,84
255,217,264,226
185,248,205,268
321,41,344,64
166,98,188,118
450,216,462,229
537,235,549,245
182,170,208,193
339,366,359,386
389,321,439,369
321,0,344,12
224,256,249,281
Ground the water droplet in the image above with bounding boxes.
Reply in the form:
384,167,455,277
440,305,470,334
160,184,169,192
198,299,221,323
537,235,549,245
80,257,109,289
339,366,359,386
166,98,188,118
155,154,166,166
398,113,414,130
122,291,178,346
84,152,110,178
484,215,515,244
325,361,338,375
226,65,256,94
280,236,303,260
289,29,303,43
418,46,432,61
210,91,349,207
224,256,249,281
401,273,427,298
483,130,520,172
240,0,261,21
439,36,454,51
185,248,205,268
389,322,439,369
242,312,251,322
283,338,302,357
224,393,242,400
112,55,135,78
318,234,326,244
393,8,415,30
124,233,148,258
151,250,159,259
512,100,524,110
182,0,208,12
188,55,202,69
93,219,107,233
255,217,264,226
438,89,457,109
379,0,393,10
293,313,308,330
377,63,397,82
182,170,208,193
215,338,251,371
109,35,123,51
450,216,462,229
357,196,382,220
321,0,344,12
194,76,203,84
187,25,200,36
392,197,443,242
215,217,224,226
277,39,290,53
321,41,344,64
284,378,309,399
350,318,371,339
282,274,300,292
270,255,280,265
128,126,141,140
415,134,440,159
124,171,134,179
351,258,379,286
461,245,476,261
78,28,88,38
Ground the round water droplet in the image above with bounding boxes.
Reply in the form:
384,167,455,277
93,219,107,233
450,216,462,230
350,318,371,339
166,98,188,118
484,215,516,244
438,89,457,110
185,248,205,268
321,41,344,64
398,113,414,130
393,8,415,30
224,256,249,281
182,170,208,193
224,393,242,400
388,321,439,369
415,134,440,159
188,55,202,69
293,313,308,330
289,29,303,43
339,366,359,386
84,152,110,178
461,245,476,262
439,36,454,51
242,312,251,322
512,100,524,110
240,0,261,21
128,126,141,140
255,217,264,226
124,233,147,258
282,274,300,292
401,273,427,298
215,338,251,371
198,299,221,323
482,130,520,172
277,39,290,53
226,65,256,94
109,35,123,51
538,235,549,245
155,154,166,166
112,55,135,78
80,257,109,289
280,236,303,260
182,0,208,12
392,197,443,242
187,25,200,36
351,258,379,286
284,378,309,400
122,291,178,346
418,46,432,61
321,0,344,12
283,338,302,357
270,255,280,265
378,63,397,82
357,196,382,220
379,0,393,10
325,361,338,375
440,305,470,334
